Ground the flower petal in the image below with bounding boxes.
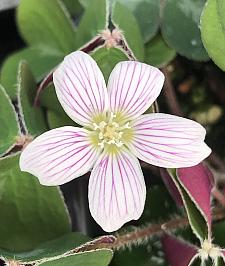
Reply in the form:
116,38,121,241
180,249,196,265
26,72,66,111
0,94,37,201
129,113,211,168
53,51,108,126
107,61,164,119
88,149,146,232
20,127,99,185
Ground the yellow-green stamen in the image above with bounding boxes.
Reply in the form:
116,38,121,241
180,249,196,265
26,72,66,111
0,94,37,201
89,112,133,152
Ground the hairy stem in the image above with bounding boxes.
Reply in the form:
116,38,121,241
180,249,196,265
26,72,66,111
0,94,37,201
73,208,225,252
5,209,225,266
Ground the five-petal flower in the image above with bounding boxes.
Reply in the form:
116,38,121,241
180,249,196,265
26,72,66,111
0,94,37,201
20,51,211,232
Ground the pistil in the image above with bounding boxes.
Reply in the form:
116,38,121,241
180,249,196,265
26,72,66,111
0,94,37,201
92,113,131,149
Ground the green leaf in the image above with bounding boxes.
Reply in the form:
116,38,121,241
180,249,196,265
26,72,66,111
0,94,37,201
39,83,77,128
0,47,62,99
161,0,209,61
191,258,203,266
0,232,89,261
111,245,152,266
181,191,208,240
0,154,70,252
17,61,48,136
168,169,208,241
39,249,113,266
112,2,144,60
216,257,225,266
17,0,76,54
217,0,225,34
78,0,89,7
40,83,66,116
47,110,77,129
144,34,176,67
115,0,160,43
0,85,20,156
200,0,225,71
111,237,166,266
91,47,129,81
63,0,83,17
31,233,89,260
213,221,225,247
76,0,106,48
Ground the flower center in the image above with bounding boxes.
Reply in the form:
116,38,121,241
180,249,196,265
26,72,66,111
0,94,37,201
198,240,221,261
90,112,133,151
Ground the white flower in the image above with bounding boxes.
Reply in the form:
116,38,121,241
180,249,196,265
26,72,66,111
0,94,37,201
20,51,211,232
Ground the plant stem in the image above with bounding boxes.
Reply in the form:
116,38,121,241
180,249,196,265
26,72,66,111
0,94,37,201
34,36,105,107
208,152,225,172
6,208,225,266
72,208,225,252
161,67,183,116
212,187,225,208
161,67,225,183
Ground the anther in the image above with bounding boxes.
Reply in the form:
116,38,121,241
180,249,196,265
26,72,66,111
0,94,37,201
99,132,104,139
92,113,130,149
93,123,99,130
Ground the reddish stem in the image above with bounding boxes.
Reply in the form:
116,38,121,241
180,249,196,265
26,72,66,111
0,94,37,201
161,67,183,116
34,36,105,107
212,187,225,208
